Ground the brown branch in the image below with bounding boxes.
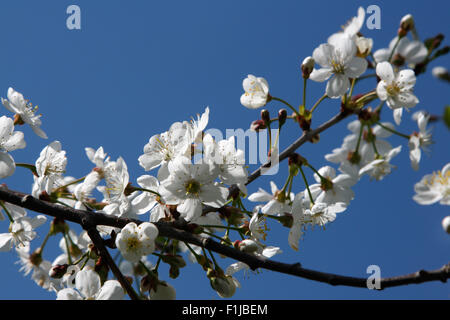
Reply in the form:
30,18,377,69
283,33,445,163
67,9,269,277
85,227,140,300
0,185,448,291
246,111,350,185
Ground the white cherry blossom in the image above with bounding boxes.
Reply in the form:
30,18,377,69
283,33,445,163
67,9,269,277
310,33,367,98
413,163,449,205
376,62,419,125
158,156,228,222
408,112,433,171
115,222,159,263
56,269,124,300
374,37,427,66
0,215,47,251
248,181,294,216
240,75,270,109
1,87,47,139
359,146,402,181
34,141,67,196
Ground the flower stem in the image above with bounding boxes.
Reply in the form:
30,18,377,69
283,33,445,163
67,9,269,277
63,231,73,265
354,122,364,154
154,238,170,272
299,166,314,205
15,163,38,176
310,94,328,114
202,230,233,246
271,96,301,117
132,187,161,197
0,201,14,223
376,121,411,139
388,36,401,63
348,78,357,99
302,78,307,108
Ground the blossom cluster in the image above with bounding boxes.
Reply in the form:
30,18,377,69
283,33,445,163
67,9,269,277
0,7,448,300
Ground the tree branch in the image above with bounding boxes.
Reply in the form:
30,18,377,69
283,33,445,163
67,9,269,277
1,185,448,292
246,111,350,185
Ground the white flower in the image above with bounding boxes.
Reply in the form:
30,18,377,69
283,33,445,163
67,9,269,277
210,275,240,298
203,134,248,194
359,146,402,181
115,222,159,263
85,146,108,169
185,106,210,143
329,7,373,57
98,157,129,203
248,209,268,241
56,269,124,300
73,171,101,210
374,37,427,66
309,166,356,205
0,215,47,251
0,116,26,152
149,282,176,300
16,246,62,291
0,202,27,221
442,216,450,234
131,175,169,222
53,230,92,266
325,120,396,179
248,181,294,216
240,75,270,109
376,62,419,125
331,7,365,40
303,202,347,227
138,122,192,180
413,163,450,205
408,112,433,171
432,66,449,80
310,33,367,98
1,87,47,139
0,116,26,179
159,156,228,222
34,141,67,195
288,192,306,251
226,245,282,276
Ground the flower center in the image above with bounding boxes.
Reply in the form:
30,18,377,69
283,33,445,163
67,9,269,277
126,237,141,251
386,83,401,96
185,179,201,196
424,170,450,187
331,59,345,74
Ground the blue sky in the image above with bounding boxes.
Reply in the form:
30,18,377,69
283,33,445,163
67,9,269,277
0,0,449,299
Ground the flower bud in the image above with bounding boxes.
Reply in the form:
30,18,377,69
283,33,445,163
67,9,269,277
237,239,259,253
288,153,308,167
49,217,68,235
278,109,287,127
140,275,151,293
432,66,450,82
169,265,180,279
301,56,315,79
400,14,414,32
210,275,238,298
355,37,373,58
442,216,450,234
250,119,267,132
261,109,270,125
161,254,186,269
150,282,177,300
49,264,69,279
